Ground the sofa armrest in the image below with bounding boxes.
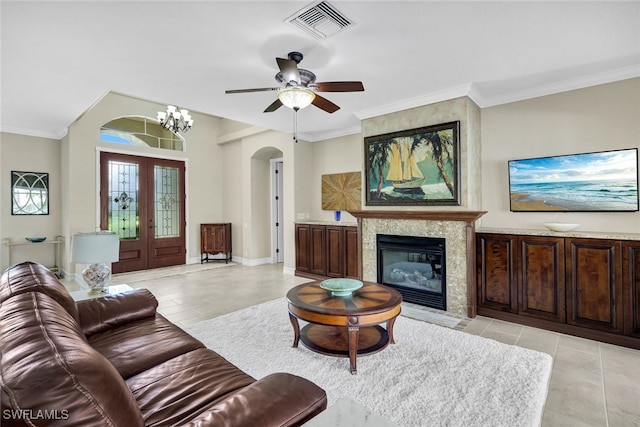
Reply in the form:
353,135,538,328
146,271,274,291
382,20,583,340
182,373,327,427
77,288,159,336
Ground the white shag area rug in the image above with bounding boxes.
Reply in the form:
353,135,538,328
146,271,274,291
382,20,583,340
186,298,552,427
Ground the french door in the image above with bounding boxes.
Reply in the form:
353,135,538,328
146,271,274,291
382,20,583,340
100,152,186,273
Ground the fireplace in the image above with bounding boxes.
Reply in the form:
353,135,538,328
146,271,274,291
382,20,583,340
376,234,446,310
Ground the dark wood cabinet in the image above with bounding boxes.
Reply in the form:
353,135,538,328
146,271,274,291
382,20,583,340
295,223,359,280
623,241,640,338
477,231,640,350
326,226,343,278
477,234,565,322
309,225,327,276
343,226,359,279
295,223,326,276
519,236,565,323
294,224,312,274
200,223,232,263
566,238,622,333
477,233,518,313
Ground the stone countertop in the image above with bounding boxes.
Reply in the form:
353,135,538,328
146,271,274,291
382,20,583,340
295,220,357,226
478,227,640,241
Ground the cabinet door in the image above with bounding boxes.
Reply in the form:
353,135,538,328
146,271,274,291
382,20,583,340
623,241,640,338
566,238,623,333
211,225,225,252
344,226,360,279
518,236,566,322
477,234,517,313
309,225,327,276
326,226,344,278
295,224,311,273
201,225,216,253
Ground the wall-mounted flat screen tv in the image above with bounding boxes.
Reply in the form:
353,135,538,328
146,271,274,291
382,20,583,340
509,148,639,212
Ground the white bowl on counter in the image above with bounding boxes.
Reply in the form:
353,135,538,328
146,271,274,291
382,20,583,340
542,222,580,232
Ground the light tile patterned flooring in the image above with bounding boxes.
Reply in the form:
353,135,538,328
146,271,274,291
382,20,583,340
62,263,640,427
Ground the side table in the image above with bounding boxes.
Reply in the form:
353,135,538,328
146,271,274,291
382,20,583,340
3,236,64,277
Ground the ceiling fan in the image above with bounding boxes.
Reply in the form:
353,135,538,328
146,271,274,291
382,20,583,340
225,51,364,114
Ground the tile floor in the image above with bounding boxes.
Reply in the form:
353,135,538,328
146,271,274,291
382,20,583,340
62,263,640,427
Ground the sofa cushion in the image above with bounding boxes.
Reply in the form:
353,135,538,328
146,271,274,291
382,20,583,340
77,288,159,336
87,313,204,379
126,348,256,426
181,372,328,427
0,261,79,322
0,292,144,426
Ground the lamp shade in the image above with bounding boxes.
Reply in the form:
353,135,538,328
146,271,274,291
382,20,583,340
71,232,120,264
278,88,316,110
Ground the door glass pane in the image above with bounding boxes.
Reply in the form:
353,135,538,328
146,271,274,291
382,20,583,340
155,165,180,238
108,161,139,239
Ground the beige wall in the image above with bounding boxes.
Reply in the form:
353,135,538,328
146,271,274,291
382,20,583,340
0,133,61,269
480,77,640,234
224,129,308,269
62,91,225,273
308,133,363,223
3,78,638,275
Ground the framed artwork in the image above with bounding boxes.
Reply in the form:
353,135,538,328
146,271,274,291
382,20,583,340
321,171,361,211
11,171,49,215
365,121,460,206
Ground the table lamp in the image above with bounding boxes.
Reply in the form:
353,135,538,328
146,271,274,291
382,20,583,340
71,231,120,294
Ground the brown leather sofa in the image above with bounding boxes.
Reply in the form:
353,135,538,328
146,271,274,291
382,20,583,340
0,262,327,426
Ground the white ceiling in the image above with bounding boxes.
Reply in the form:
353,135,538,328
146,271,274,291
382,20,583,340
1,1,639,142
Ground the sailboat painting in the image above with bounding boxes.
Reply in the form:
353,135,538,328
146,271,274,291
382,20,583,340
365,121,460,206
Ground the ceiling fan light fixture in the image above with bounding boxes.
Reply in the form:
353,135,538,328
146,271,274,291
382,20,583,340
278,88,316,110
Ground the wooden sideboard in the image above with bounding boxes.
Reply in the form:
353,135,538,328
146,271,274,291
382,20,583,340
295,222,360,281
477,231,640,349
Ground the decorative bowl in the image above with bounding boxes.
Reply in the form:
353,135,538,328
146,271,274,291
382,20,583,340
320,278,363,297
25,237,47,243
542,223,580,232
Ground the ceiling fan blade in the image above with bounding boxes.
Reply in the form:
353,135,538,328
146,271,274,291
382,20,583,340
313,81,364,92
312,94,340,113
225,87,280,94
276,57,300,85
264,98,283,113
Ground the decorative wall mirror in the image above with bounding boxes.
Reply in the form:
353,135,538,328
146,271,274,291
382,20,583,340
11,171,49,215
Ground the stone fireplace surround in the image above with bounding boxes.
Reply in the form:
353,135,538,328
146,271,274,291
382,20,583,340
349,210,486,317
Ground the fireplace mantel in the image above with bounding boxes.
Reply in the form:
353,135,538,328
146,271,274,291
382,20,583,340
348,210,486,225
349,209,486,317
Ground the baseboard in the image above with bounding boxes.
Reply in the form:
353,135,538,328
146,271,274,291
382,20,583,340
237,256,272,266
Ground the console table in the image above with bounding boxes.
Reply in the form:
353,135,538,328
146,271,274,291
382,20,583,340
3,236,64,277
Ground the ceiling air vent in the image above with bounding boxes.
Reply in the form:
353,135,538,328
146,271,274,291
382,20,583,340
286,1,354,40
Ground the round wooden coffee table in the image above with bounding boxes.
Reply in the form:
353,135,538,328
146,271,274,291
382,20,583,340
286,281,402,374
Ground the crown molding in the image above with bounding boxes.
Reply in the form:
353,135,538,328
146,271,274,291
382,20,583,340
475,64,640,108
0,126,67,140
354,84,474,121
301,124,362,142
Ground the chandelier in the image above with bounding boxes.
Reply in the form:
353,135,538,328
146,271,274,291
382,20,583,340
157,105,193,133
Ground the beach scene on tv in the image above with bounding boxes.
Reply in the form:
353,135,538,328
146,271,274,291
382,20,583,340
509,148,639,212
